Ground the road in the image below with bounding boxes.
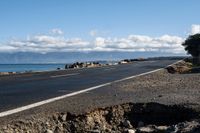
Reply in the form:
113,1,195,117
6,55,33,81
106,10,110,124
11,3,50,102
0,59,178,113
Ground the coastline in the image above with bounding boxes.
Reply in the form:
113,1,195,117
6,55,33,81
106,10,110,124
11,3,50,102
0,56,186,76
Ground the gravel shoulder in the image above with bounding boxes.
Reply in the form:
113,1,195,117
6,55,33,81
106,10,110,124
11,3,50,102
1,61,200,132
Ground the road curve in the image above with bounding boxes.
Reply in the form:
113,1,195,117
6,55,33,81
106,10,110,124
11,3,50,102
0,59,178,112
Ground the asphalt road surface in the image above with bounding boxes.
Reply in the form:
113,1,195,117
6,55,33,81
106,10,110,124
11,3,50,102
0,59,179,112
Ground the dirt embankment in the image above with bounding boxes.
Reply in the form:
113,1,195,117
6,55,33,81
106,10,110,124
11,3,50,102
166,59,200,74
1,59,200,133
2,103,200,133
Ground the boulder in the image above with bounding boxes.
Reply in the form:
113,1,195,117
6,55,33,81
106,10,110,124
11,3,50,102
44,129,53,133
138,126,155,133
127,129,136,133
123,120,133,128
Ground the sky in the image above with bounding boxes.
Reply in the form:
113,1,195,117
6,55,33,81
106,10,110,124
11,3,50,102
0,0,200,54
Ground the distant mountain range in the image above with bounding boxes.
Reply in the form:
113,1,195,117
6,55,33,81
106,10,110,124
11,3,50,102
0,52,186,64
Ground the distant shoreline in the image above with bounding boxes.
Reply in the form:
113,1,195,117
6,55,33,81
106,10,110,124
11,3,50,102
0,56,187,74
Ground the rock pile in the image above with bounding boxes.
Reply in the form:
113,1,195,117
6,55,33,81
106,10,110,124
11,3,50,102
118,58,146,64
2,103,200,133
0,72,16,75
64,58,148,70
166,60,193,74
65,62,102,69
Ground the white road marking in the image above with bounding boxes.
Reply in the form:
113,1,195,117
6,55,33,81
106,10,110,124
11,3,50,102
0,83,110,118
50,73,80,78
0,60,182,118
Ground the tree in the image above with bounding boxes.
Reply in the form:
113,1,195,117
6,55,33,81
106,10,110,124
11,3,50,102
182,33,200,65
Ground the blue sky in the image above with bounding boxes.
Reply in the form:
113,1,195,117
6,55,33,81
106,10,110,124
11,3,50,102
0,0,200,54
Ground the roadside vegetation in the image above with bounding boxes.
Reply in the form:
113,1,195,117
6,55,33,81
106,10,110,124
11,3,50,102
182,33,200,65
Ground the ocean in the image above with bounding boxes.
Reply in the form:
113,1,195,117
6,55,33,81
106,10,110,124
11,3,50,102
0,64,66,72
0,60,121,73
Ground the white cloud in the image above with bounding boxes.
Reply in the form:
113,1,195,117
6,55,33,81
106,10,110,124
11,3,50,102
1,26,197,54
191,25,200,35
0,45,17,52
91,34,185,53
6,34,90,53
0,33,185,53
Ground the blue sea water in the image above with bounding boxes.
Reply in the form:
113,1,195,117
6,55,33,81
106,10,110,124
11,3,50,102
0,60,118,72
0,64,66,72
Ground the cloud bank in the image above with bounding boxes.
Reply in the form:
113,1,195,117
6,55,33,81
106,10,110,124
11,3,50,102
2,26,199,54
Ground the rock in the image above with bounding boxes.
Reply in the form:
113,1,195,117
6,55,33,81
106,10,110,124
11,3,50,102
118,61,128,64
45,129,53,133
138,126,155,133
173,125,179,132
2,126,7,130
166,66,176,74
123,120,133,128
65,64,68,69
52,114,58,121
127,129,136,133
58,113,67,122
156,126,168,131
176,121,200,133
0,72,9,75
54,126,62,133
166,61,193,74
61,114,67,121
105,128,112,132
167,126,177,132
